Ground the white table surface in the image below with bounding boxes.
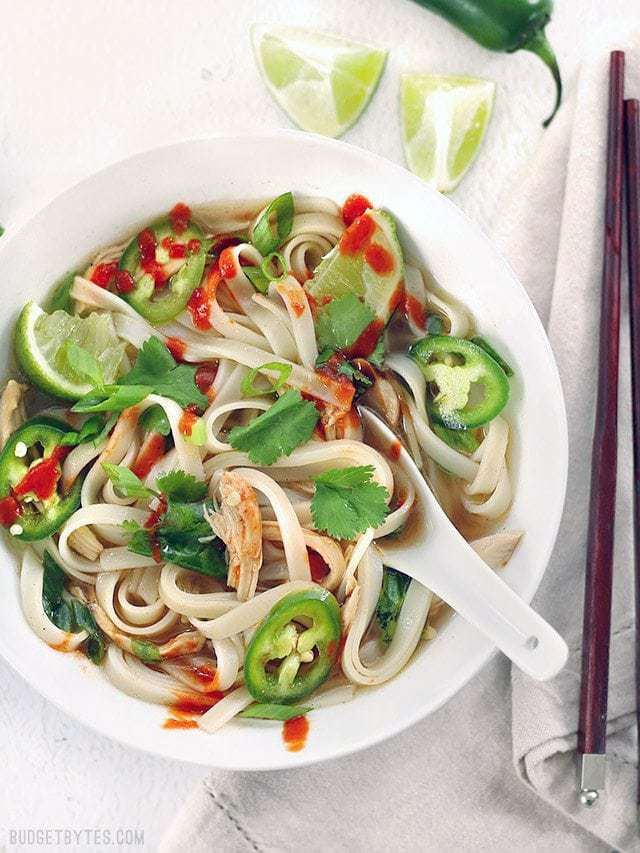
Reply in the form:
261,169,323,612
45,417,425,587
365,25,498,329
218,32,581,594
0,1,636,850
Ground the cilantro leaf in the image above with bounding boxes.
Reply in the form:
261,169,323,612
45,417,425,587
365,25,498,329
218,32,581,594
156,470,207,502
124,498,227,578
228,389,319,465
336,360,373,395
42,552,105,664
139,404,171,436
375,567,411,644
311,465,389,539
72,384,152,414
315,293,375,351
121,337,207,409
102,463,156,499
63,341,104,388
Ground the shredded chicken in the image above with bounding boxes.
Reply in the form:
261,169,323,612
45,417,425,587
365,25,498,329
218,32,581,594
471,531,524,569
0,380,26,449
208,471,262,601
362,373,401,429
68,526,104,561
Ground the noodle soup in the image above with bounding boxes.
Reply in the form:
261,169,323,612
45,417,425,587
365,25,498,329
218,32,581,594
0,192,520,732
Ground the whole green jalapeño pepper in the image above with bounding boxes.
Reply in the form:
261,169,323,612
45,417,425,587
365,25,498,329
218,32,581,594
411,0,562,126
409,334,510,429
244,588,341,703
0,417,84,541
119,216,208,325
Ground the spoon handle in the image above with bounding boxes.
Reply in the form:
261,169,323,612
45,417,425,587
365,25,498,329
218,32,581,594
420,546,568,680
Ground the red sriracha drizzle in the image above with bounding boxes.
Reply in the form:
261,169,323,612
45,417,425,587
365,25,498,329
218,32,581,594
179,405,200,437
341,194,372,227
144,496,167,564
131,433,166,479
307,549,330,582
363,243,394,275
169,202,191,235
282,716,309,752
218,247,237,279
195,364,218,394
13,446,69,502
338,214,376,256
188,267,221,331
90,262,117,289
115,270,135,294
0,496,20,526
404,293,427,330
138,229,156,265
165,337,187,362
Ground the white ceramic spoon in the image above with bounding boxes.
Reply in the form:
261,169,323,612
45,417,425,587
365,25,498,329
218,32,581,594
362,408,568,681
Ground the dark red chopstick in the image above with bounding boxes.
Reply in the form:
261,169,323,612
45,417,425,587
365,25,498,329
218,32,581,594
623,97,640,805
577,50,625,806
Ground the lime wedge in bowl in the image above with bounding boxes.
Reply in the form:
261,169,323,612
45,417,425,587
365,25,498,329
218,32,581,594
306,209,404,323
15,303,126,400
252,24,387,138
401,74,495,193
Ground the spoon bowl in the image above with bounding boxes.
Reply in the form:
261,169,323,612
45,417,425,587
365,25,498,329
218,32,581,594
362,408,568,681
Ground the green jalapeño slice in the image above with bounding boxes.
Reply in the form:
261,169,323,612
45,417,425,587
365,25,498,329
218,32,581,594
244,588,341,703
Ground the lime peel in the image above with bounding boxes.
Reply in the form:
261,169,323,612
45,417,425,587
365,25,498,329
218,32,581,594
401,74,495,193
252,24,387,138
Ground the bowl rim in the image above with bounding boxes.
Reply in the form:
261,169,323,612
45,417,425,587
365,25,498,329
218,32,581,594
0,129,569,770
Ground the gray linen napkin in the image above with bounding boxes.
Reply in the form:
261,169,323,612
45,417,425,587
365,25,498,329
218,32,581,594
160,33,638,853
503,29,639,852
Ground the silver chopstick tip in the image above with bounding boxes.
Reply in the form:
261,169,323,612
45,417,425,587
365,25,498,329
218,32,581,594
577,753,606,805
579,788,599,806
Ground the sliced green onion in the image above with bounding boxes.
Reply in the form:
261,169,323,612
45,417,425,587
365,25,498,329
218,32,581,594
251,192,294,256
244,266,270,294
432,423,481,454
139,404,171,436
241,362,292,397
471,336,514,377
260,251,287,283
239,703,311,721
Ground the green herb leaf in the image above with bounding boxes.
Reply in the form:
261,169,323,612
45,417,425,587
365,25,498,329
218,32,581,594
375,567,411,643
336,360,373,395
228,389,319,465
121,337,208,409
70,599,105,664
125,498,227,579
311,465,389,539
239,703,311,721
72,384,152,414
139,404,171,436
368,335,386,368
102,464,156,499
0,226,4,238
240,362,292,397
63,341,104,388
244,266,270,293
42,552,105,664
252,192,294,255
59,414,117,448
131,638,162,662
156,470,207,502
46,270,78,313
315,293,375,351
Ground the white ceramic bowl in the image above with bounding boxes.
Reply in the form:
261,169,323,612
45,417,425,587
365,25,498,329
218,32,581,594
0,131,568,770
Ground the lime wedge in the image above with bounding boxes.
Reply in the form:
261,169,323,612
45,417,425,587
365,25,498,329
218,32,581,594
401,74,495,193
252,24,387,138
15,303,126,400
306,209,404,323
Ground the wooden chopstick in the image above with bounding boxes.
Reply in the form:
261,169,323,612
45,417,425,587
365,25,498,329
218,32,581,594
577,50,625,806
623,97,640,806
